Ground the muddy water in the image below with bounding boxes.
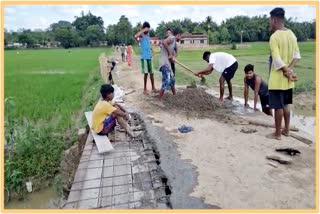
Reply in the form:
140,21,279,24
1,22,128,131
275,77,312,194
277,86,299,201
5,186,59,209
206,89,316,139
232,97,315,138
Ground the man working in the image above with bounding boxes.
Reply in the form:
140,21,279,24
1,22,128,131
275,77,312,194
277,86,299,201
166,28,178,76
195,51,238,103
243,64,272,116
158,29,181,99
267,7,300,140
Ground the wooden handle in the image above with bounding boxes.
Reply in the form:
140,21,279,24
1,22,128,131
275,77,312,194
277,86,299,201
175,60,196,74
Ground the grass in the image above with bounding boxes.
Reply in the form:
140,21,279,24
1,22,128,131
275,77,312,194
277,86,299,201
4,48,110,196
152,41,315,94
5,48,110,126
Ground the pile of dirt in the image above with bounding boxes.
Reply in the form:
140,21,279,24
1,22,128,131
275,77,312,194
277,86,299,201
163,88,223,112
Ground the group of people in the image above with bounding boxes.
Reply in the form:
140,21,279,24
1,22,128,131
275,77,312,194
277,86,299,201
92,7,301,141
116,44,132,66
133,22,180,96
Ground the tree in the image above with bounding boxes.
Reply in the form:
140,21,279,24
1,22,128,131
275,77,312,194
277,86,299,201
73,11,104,33
72,11,105,45
4,13,315,48
116,15,134,44
209,31,220,44
193,25,206,34
4,28,12,46
310,20,316,39
106,24,117,45
132,22,142,35
85,25,104,46
155,21,167,39
50,21,72,32
155,20,184,39
149,29,156,37
219,27,231,44
181,18,197,33
18,31,35,48
54,27,73,48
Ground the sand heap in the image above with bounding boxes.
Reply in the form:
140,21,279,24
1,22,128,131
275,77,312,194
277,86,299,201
162,88,222,112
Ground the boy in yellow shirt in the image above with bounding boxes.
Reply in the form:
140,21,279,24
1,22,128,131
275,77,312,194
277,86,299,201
267,7,300,140
92,84,133,136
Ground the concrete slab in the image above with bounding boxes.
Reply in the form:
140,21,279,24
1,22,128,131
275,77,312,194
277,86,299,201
87,160,103,168
66,113,171,209
103,166,114,178
103,158,114,167
113,157,131,166
113,175,132,186
113,184,131,195
80,188,100,200
113,194,130,205
84,168,102,180
102,187,113,197
71,179,101,191
102,177,113,187
78,198,98,209
100,196,112,207
114,165,131,176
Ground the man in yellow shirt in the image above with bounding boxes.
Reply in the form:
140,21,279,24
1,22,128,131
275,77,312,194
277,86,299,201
92,84,133,137
267,7,300,140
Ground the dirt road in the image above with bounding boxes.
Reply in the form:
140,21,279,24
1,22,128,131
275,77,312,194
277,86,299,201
100,52,315,209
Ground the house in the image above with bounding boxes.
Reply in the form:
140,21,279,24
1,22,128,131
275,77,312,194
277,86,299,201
6,42,26,48
179,32,208,47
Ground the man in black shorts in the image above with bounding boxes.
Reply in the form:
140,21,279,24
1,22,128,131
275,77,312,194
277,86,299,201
195,51,238,103
267,7,300,140
243,64,272,116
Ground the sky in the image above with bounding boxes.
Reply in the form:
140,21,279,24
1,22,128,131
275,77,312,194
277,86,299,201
4,5,316,31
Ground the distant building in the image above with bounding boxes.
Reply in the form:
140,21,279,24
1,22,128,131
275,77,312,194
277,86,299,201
150,37,160,46
179,32,208,46
6,42,26,48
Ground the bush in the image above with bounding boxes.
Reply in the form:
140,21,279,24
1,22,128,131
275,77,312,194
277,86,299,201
231,43,237,50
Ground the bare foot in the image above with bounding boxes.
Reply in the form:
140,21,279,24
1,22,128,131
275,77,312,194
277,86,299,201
218,98,224,106
266,133,281,140
225,96,233,101
281,129,289,137
143,90,148,95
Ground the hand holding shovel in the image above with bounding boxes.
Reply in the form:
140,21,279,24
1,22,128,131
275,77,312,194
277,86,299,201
175,60,206,85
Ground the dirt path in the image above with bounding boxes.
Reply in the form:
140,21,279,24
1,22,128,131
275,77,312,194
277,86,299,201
100,52,315,209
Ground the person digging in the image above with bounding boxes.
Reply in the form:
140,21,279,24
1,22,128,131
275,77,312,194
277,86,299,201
195,51,238,104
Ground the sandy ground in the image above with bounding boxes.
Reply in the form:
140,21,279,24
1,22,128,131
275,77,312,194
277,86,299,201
101,52,316,209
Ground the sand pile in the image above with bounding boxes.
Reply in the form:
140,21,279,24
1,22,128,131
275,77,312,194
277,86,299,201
163,88,221,112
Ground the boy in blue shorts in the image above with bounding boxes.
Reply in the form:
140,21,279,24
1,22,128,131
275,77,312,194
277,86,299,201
92,84,134,137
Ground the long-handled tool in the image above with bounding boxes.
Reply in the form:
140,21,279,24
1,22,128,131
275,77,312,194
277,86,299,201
175,60,206,84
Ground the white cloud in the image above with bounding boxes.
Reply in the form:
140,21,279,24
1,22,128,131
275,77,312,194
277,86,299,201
4,7,16,15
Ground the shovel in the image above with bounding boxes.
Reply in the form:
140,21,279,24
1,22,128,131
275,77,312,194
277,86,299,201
175,60,206,85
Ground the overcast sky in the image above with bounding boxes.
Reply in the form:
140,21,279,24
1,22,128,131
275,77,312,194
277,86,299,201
4,5,316,31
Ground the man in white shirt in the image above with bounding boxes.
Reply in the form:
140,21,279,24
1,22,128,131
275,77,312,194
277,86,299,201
195,51,238,102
